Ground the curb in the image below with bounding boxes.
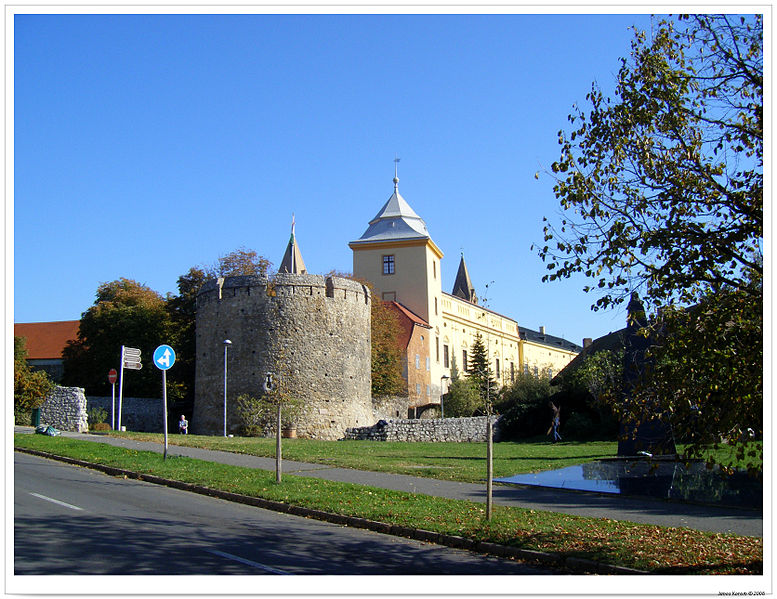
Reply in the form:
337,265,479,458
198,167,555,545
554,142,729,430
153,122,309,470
15,447,648,575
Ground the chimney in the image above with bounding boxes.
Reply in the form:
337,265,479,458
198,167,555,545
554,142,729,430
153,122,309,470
583,337,593,348
539,326,546,335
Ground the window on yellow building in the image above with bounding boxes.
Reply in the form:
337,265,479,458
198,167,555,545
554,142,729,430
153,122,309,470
496,358,500,379
462,350,468,372
443,344,449,368
383,255,395,275
436,337,439,362
415,354,420,369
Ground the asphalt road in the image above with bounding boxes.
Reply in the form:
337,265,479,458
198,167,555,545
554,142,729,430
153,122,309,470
14,452,554,577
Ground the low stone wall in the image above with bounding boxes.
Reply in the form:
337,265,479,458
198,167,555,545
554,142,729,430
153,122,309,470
344,416,502,442
40,387,88,433
371,396,413,420
87,396,163,432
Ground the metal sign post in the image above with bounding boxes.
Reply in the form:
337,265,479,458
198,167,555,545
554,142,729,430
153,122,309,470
108,369,118,430
118,346,142,431
153,345,176,460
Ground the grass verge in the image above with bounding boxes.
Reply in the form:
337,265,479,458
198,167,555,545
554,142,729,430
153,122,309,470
107,432,619,483
14,434,761,575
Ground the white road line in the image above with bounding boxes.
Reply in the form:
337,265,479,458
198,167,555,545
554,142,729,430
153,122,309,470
205,549,290,575
29,492,84,511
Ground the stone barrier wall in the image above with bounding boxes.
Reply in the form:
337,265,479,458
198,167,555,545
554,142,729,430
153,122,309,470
40,386,88,432
371,396,413,420
87,396,163,432
344,416,502,443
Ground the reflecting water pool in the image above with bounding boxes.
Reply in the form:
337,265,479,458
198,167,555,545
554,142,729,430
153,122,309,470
495,459,762,509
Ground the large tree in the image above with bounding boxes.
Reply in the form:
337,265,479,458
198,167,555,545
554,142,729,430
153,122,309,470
14,336,54,424
540,14,762,310
62,278,172,397
539,15,763,468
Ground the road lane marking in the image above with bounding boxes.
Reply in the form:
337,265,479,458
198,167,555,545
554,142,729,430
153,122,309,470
205,549,290,575
29,492,84,511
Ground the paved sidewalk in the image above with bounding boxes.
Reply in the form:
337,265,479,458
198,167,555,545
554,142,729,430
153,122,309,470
15,427,762,537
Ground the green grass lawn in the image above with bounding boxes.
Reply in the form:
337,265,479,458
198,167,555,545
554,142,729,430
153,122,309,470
14,433,762,574
107,432,618,483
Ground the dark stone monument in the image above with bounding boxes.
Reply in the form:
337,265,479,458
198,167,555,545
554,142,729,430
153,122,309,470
617,293,677,457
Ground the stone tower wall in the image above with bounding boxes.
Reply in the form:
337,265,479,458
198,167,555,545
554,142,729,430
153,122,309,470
194,274,373,439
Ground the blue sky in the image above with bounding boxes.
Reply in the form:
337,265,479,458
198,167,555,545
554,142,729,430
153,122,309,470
13,11,659,345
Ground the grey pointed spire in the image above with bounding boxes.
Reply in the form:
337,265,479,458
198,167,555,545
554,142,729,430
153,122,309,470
279,214,307,274
452,254,477,304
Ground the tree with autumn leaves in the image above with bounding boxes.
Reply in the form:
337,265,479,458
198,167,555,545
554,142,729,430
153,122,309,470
539,15,762,470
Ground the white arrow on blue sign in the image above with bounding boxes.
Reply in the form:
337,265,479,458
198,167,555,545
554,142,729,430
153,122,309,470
153,345,176,371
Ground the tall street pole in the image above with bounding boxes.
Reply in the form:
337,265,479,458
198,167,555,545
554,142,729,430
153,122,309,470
223,339,231,437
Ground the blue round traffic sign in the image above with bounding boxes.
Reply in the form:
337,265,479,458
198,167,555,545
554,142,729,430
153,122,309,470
153,345,176,371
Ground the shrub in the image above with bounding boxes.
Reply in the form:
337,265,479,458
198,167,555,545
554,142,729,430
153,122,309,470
495,371,554,439
443,377,481,417
91,422,111,432
87,407,108,426
237,394,271,436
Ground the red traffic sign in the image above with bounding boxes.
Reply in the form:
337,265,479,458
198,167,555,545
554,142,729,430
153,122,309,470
108,368,118,384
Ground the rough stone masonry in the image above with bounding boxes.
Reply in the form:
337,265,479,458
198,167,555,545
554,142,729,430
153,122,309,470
194,274,373,439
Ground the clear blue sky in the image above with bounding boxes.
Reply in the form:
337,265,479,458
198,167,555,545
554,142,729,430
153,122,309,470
13,11,658,345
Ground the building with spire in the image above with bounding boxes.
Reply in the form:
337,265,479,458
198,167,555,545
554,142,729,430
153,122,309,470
350,167,582,409
279,214,307,274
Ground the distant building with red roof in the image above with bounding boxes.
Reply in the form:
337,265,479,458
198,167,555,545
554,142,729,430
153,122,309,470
14,320,80,382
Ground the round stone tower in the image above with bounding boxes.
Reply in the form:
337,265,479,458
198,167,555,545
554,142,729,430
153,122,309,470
193,273,373,439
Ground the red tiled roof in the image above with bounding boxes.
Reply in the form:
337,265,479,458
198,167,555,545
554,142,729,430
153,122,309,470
14,321,80,360
387,301,430,329
384,301,430,351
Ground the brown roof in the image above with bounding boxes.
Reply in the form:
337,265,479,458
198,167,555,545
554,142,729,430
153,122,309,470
14,321,80,360
384,301,430,351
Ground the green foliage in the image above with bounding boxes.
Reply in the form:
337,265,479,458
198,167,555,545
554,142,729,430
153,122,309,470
540,15,762,312
371,300,406,397
14,336,54,418
62,279,173,397
205,247,272,278
636,285,762,472
494,371,554,438
468,333,497,410
443,376,480,417
164,266,208,407
236,394,272,436
87,407,108,426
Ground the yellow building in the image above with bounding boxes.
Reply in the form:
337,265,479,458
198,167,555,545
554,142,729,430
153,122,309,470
350,169,581,406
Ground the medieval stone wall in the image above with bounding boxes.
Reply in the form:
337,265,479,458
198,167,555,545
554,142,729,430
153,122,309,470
87,396,163,432
194,274,373,439
40,386,88,432
344,416,502,442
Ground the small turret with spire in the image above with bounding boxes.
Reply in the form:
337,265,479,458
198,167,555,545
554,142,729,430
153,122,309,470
279,214,307,274
452,253,478,304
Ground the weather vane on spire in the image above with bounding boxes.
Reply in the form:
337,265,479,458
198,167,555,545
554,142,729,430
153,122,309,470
393,156,400,190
